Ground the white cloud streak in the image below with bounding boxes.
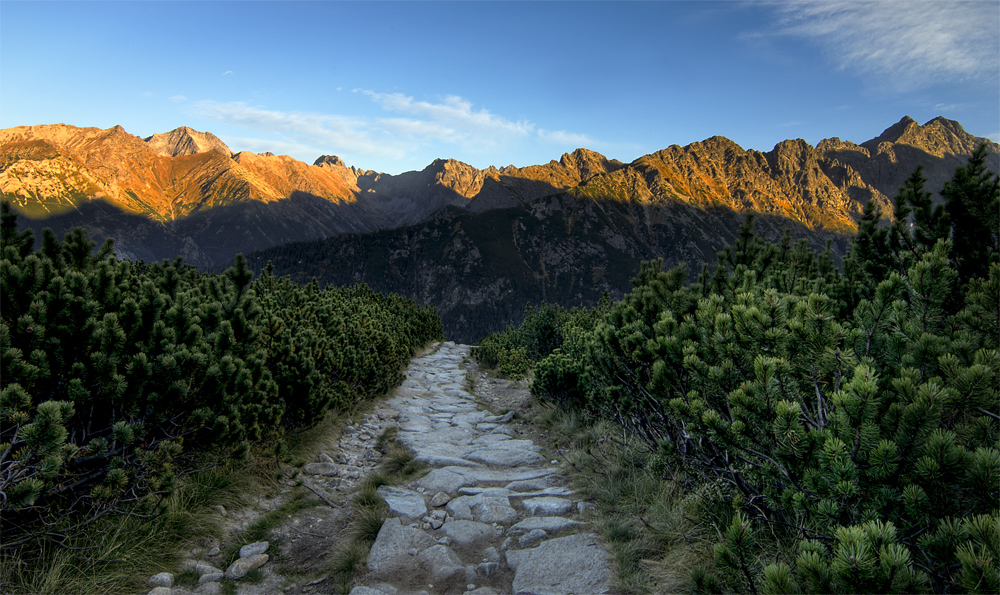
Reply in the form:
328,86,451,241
189,100,406,159
538,129,595,146
189,92,595,163
360,90,535,150
767,0,999,91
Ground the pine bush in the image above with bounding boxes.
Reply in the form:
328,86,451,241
1,203,442,555
491,148,1000,593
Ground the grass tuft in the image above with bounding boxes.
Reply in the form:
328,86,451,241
532,399,717,594
352,507,387,545
374,426,399,451
242,567,265,583
330,540,370,574
174,568,201,589
379,444,421,476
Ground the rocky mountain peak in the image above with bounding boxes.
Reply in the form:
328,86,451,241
4,116,996,272
816,137,869,157
314,155,348,169
144,126,231,157
557,148,622,181
861,116,992,159
863,116,919,148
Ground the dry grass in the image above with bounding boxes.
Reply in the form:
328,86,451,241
0,458,254,595
532,402,718,594
1,342,440,595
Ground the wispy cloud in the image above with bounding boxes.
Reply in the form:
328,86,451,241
359,90,534,150
189,92,596,164
766,0,999,91
170,95,187,103
189,100,403,158
933,102,972,113
538,129,595,146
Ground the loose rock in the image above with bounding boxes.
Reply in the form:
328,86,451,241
224,553,268,579
238,540,269,558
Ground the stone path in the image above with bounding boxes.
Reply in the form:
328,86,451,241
351,342,613,595
144,342,613,595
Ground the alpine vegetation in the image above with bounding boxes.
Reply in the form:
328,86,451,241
478,145,999,594
0,202,441,577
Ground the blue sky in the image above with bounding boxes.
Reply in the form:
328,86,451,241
2,1,998,175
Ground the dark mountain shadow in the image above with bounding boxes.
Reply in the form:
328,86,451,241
240,192,852,343
170,191,382,265
14,187,491,269
466,175,569,213
821,142,1000,202
14,199,207,266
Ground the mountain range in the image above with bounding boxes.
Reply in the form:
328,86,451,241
2,117,996,340
3,117,994,266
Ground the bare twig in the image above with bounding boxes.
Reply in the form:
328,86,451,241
301,481,342,509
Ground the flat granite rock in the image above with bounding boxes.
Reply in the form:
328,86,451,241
471,434,512,445
367,518,436,576
488,439,541,452
522,497,574,516
419,469,478,494
510,516,585,533
376,486,427,520
505,476,568,492
471,494,518,525
462,449,545,468
506,533,612,595
416,544,466,585
442,466,560,483
441,520,496,548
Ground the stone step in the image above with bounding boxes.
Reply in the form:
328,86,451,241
350,342,611,595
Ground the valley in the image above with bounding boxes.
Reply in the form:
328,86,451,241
3,116,997,341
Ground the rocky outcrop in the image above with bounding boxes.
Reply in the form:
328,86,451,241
144,126,231,157
314,154,347,169
0,124,359,222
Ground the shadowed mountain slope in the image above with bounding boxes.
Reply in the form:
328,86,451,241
3,118,996,269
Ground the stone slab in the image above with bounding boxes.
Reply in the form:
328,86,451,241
506,533,611,595
440,466,561,483
418,469,478,494
367,518,436,576
522,497,574,516
462,449,546,467
441,520,496,548
510,517,585,533
376,486,428,520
